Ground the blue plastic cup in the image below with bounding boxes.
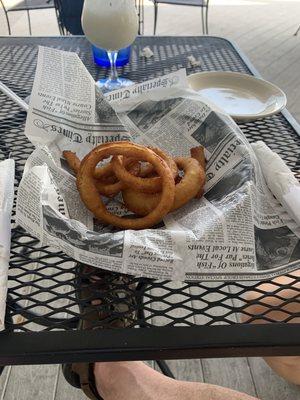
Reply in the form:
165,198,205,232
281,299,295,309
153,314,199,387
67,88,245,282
92,45,131,67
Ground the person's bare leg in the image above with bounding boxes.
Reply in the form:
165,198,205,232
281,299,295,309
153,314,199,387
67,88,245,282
94,361,259,400
242,270,300,385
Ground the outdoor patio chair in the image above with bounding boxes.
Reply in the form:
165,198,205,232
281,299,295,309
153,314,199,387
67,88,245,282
152,0,209,35
54,0,84,35
0,0,55,35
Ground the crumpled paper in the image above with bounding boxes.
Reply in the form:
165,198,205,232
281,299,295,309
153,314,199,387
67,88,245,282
252,141,300,227
0,159,15,331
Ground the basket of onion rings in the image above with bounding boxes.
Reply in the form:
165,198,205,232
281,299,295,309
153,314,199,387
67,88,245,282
63,141,206,230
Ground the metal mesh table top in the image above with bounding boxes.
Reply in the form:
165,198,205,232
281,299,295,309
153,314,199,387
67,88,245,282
0,36,299,364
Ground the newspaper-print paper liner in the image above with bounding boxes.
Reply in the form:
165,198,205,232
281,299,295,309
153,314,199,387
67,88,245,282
0,159,15,330
15,46,300,281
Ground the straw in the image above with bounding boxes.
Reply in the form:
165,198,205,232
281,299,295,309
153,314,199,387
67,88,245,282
0,81,29,112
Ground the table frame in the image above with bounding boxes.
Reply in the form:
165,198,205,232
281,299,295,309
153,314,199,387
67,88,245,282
0,35,299,366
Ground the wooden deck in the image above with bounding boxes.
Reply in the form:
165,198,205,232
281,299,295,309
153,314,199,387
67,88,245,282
0,0,300,399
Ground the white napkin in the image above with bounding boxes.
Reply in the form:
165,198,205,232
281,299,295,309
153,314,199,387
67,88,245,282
0,159,15,331
140,46,154,58
251,141,300,226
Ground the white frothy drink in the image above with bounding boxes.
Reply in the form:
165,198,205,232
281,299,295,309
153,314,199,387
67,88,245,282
82,0,138,51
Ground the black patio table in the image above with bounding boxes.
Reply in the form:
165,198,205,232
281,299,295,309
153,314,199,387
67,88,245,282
0,35,299,367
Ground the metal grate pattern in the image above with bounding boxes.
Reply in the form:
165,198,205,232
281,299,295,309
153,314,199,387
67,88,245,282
0,36,299,334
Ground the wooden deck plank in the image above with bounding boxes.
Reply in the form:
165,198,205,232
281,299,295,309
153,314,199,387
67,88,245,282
3,365,58,400
164,359,203,382
247,38,300,79
248,34,300,72
239,18,296,52
242,17,299,55
261,44,300,83
201,357,258,397
0,367,10,400
54,366,87,400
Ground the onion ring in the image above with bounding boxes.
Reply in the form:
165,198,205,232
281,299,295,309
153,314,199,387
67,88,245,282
190,146,206,198
111,147,178,194
63,151,81,175
95,157,140,198
63,150,114,180
123,157,205,216
77,141,175,229
190,146,206,170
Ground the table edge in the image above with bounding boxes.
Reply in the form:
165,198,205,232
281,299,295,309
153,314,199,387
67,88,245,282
1,324,300,365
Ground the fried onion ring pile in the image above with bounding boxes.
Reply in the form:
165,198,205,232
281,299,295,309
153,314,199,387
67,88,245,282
63,142,206,229
76,142,175,229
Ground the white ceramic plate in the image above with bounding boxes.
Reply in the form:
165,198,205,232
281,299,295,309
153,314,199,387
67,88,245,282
187,71,287,121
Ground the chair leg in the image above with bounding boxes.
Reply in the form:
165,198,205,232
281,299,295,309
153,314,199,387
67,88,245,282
140,0,144,35
201,7,205,35
137,0,143,35
54,7,63,35
205,5,209,34
153,2,158,35
3,11,11,35
26,9,32,35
